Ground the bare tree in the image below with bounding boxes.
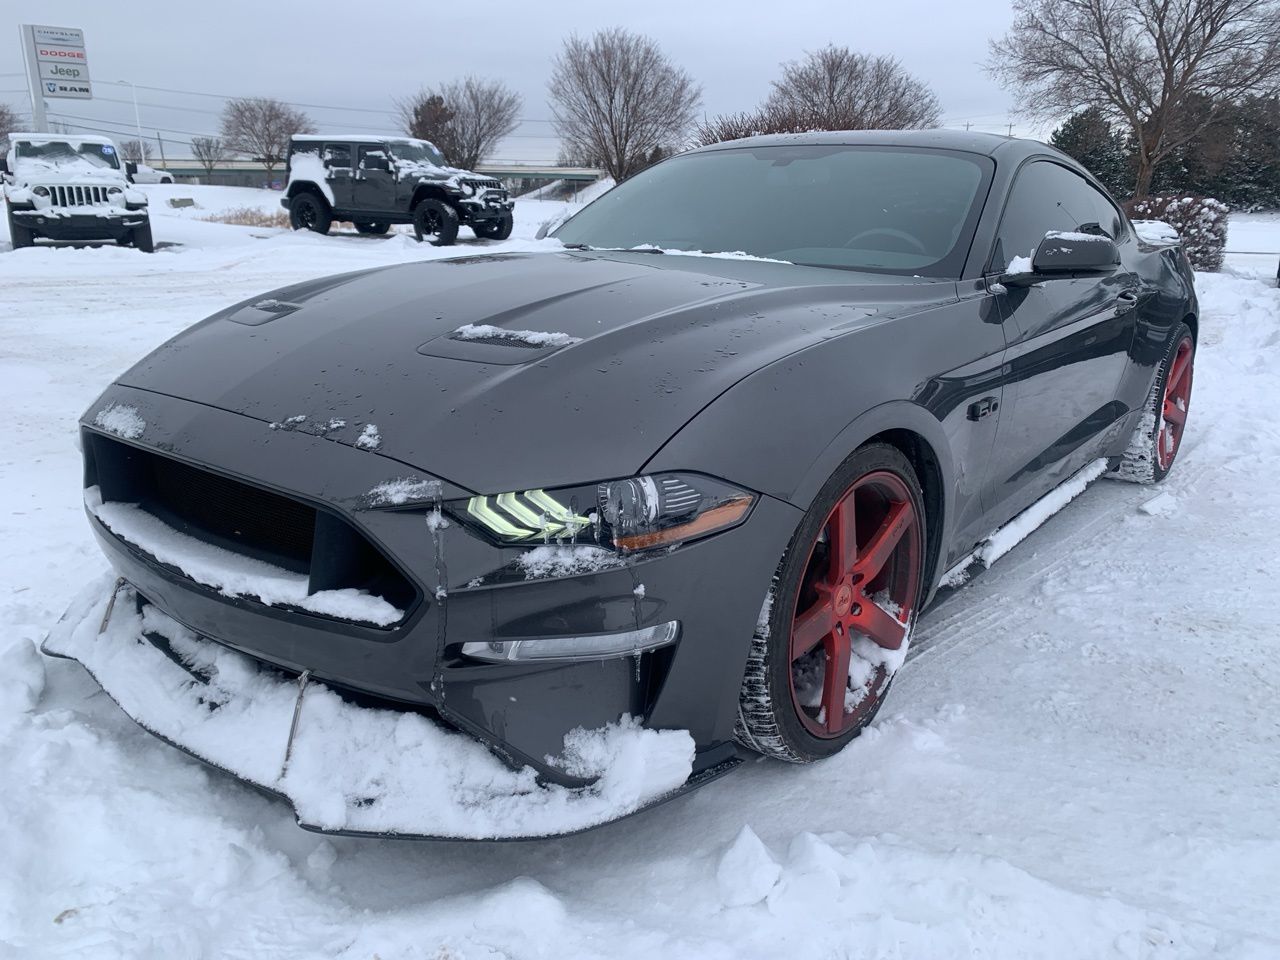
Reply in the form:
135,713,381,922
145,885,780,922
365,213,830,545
396,78,521,169
219,97,314,179
120,139,153,163
190,136,228,180
549,28,702,182
766,47,942,131
989,0,1280,198
0,103,19,145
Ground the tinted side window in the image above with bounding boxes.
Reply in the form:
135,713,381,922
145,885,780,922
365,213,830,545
322,144,351,169
992,161,1124,270
359,145,391,172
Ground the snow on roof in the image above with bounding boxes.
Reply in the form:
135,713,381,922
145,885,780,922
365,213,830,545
8,132,116,147
292,134,435,145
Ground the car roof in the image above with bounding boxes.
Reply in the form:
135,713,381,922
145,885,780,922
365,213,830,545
292,134,429,145
686,128,1052,160
9,132,116,147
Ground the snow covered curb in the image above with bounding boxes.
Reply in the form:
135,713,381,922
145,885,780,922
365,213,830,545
42,576,695,839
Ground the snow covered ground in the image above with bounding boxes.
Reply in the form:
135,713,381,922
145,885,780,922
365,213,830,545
1,196,1278,958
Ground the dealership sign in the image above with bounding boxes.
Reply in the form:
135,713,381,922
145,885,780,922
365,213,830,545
29,24,92,99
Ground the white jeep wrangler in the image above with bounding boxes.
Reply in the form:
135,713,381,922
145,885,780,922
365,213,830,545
2,133,153,252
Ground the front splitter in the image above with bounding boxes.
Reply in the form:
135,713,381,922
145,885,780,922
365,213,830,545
42,574,739,841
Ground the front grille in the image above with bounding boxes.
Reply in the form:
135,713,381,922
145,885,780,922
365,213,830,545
84,433,418,620
463,178,505,195
44,184,114,208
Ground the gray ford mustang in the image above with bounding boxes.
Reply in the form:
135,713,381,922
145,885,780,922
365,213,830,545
55,131,1197,835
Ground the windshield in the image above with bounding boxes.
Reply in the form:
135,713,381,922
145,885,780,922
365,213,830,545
554,145,993,276
14,140,121,171
390,139,447,167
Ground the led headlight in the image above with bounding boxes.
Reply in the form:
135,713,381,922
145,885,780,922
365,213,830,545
451,473,754,553
33,186,51,198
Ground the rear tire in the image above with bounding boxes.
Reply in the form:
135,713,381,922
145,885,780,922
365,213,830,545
7,210,34,249
735,443,927,762
413,199,459,246
1112,323,1195,484
473,213,513,240
289,192,331,235
131,220,155,253
354,222,389,235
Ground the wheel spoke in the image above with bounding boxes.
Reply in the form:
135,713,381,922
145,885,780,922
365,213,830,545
791,599,837,662
827,499,858,584
853,500,912,584
1163,402,1186,426
820,633,852,734
850,599,907,650
1168,349,1191,396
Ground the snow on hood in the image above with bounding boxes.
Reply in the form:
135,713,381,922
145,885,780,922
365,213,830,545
13,154,128,184
43,576,696,839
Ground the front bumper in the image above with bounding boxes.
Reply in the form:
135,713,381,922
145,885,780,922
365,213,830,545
76,384,800,790
12,206,147,242
43,576,713,839
457,194,514,221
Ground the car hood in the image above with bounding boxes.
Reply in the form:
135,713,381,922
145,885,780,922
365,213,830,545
117,251,957,493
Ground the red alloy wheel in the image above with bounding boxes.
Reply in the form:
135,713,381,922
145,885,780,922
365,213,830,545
1158,336,1194,471
787,470,923,739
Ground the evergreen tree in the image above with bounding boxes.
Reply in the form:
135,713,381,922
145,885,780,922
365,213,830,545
1049,108,1132,199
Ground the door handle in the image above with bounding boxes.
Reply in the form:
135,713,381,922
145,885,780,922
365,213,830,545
1115,291,1139,315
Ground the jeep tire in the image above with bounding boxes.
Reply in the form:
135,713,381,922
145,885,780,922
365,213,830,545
7,210,34,250
132,220,155,253
473,213,513,241
289,192,332,235
413,199,459,246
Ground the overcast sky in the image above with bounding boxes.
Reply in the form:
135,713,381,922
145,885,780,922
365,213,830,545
4,0,1041,163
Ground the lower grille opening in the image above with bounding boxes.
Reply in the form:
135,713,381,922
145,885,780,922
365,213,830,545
85,432,418,621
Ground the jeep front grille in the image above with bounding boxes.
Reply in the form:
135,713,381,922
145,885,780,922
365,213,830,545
463,178,504,194
44,185,114,208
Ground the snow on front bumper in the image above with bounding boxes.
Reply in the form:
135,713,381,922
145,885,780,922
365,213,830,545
42,575,696,840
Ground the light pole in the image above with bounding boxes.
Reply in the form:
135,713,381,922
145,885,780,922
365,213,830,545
117,80,145,162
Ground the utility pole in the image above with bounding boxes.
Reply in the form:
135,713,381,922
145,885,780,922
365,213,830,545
119,80,144,156
156,131,167,170
1007,122,1014,137
19,24,49,132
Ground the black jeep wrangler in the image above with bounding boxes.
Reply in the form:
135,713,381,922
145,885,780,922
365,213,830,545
281,135,513,245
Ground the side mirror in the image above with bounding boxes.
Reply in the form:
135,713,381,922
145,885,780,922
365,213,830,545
0,157,9,176
1001,230,1120,286
124,160,138,181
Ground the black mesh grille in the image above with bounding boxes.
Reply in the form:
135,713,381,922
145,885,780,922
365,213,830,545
85,433,418,618
149,455,316,571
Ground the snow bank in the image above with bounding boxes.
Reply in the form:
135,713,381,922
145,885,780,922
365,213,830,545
42,577,695,839
85,488,402,626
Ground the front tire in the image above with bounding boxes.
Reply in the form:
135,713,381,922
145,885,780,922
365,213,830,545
413,199,459,246
473,213,513,240
289,192,331,235
1112,323,1195,484
131,220,155,253
735,443,927,762
7,209,34,249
